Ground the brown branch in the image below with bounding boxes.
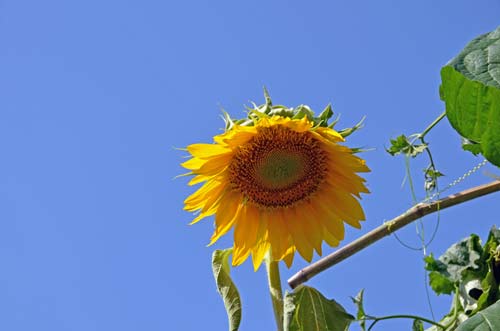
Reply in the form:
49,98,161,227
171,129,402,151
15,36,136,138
288,180,500,289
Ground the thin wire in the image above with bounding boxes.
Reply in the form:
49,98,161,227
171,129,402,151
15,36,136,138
422,159,488,203
392,158,488,251
391,158,488,321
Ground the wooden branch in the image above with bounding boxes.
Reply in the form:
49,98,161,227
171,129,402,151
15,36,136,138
288,180,500,289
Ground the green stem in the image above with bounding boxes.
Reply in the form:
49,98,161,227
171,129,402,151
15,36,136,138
443,287,461,329
420,111,446,139
265,254,284,331
366,314,446,331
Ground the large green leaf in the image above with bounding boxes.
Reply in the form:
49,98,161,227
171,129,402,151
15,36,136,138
440,26,500,166
212,249,242,331
284,285,354,331
456,300,500,331
425,234,483,295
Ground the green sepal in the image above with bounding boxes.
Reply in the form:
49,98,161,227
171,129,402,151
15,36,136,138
317,103,334,126
222,88,366,140
338,116,365,138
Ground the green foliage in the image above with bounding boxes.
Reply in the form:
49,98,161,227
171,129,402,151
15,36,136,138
456,300,500,331
474,228,500,312
440,25,500,167
386,124,444,194
387,134,428,158
284,285,354,331
425,227,500,330
212,249,242,331
424,168,445,192
413,319,425,331
351,289,367,331
425,234,483,295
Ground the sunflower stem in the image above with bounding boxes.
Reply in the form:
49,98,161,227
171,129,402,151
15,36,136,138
265,254,284,331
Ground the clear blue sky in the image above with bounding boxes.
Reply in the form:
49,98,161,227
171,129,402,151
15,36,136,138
1,1,499,330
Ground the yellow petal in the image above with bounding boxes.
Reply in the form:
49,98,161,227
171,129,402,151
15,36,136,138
285,208,314,262
182,153,232,176
315,127,344,142
297,204,324,255
322,227,340,247
187,143,231,159
184,177,223,211
251,213,270,271
188,174,209,186
189,203,217,225
209,192,242,245
313,202,345,241
267,210,291,261
184,183,216,211
324,143,370,173
251,238,270,271
181,157,205,170
326,172,369,198
282,245,296,268
232,243,251,266
233,205,260,254
323,186,366,229
213,127,256,146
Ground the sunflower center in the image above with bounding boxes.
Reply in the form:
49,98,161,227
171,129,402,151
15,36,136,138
228,125,327,208
256,151,306,189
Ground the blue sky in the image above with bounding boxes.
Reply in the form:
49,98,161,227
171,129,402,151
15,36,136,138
1,1,499,330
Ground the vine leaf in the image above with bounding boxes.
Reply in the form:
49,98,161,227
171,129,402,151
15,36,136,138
425,227,500,330
386,134,427,157
425,235,483,295
456,300,500,331
284,285,354,331
440,25,500,166
351,289,367,331
212,249,242,331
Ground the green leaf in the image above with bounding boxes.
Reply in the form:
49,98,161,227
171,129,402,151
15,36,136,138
212,249,242,331
461,138,483,156
456,300,500,331
386,135,427,157
424,168,445,192
351,289,367,331
425,235,484,295
475,227,500,311
440,26,500,166
284,285,354,331
413,319,424,331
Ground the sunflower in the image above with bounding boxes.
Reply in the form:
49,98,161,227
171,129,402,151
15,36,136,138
182,96,369,270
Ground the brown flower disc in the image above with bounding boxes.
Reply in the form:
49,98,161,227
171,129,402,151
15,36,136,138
228,125,327,208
